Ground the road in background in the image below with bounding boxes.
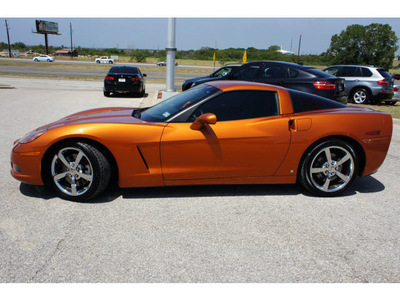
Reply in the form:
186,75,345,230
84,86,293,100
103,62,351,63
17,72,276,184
1,77,399,283
0,58,213,83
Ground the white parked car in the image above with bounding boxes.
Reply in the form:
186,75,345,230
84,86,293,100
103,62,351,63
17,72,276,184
95,56,115,64
33,55,55,62
385,83,399,105
156,60,178,66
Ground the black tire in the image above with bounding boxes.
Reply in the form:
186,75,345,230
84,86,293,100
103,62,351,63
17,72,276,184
103,91,110,97
385,101,396,105
298,139,359,197
140,87,145,97
44,142,111,201
351,88,370,104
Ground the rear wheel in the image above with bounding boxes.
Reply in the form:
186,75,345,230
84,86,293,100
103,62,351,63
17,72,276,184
103,91,110,97
45,142,111,201
351,88,370,104
299,139,359,197
385,100,396,105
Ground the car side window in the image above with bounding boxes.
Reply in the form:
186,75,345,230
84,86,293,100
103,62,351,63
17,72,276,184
341,67,361,77
287,68,314,79
361,67,373,77
261,65,285,78
187,90,279,122
231,63,262,80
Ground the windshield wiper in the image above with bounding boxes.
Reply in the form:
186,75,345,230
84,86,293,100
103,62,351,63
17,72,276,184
131,107,148,119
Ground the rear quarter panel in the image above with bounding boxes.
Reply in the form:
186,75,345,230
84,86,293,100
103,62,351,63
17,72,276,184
274,109,393,177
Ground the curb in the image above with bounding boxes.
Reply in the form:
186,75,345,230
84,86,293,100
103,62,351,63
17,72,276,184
139,90,179,108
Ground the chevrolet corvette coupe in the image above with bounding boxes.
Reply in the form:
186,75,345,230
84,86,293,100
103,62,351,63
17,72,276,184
10,81,392,201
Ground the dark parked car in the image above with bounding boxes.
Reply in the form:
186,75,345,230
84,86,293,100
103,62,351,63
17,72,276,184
182,64,241,91
229,61,347,103
103,66,146,97
323,65,394,104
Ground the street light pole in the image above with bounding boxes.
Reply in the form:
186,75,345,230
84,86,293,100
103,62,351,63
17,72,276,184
165,18,176,92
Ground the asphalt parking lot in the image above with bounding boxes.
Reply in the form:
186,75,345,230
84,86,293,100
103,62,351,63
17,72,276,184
0,77,400,283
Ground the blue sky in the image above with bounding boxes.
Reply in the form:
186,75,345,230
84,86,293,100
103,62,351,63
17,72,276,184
2,2,400,55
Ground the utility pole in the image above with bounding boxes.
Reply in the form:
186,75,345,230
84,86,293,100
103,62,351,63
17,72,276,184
5,20,12,58
165,18,176,92
297,35,302,64
70,22,73,52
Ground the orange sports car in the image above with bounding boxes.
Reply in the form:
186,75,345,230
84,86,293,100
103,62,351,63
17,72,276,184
10,81,393,201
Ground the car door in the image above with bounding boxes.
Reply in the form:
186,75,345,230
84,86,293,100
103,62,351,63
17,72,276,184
336,66,361,92
160,89,291,181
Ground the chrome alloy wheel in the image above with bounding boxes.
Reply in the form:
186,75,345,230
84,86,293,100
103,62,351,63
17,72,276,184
51,147,94,197
353,90,368,104
309,146,355,193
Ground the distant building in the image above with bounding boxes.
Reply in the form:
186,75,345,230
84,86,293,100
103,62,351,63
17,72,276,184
276,46,294,55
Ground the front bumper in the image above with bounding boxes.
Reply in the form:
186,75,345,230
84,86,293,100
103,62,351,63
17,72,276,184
10,143,44,186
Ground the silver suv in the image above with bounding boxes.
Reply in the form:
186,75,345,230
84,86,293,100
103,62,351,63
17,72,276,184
323,65,394,104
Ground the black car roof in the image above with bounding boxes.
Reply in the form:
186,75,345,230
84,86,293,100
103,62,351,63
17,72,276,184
243,61,335,78
247,61,315,69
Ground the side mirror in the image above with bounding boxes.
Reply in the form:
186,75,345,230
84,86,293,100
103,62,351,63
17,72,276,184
143,73,147,77
190,113,217,130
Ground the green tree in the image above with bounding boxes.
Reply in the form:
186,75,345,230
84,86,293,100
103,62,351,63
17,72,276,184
12,42,27,49
267,45,280,51
130,49,147,63
327,23,398,69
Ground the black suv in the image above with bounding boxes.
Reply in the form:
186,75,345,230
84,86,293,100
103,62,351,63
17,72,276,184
229,61,347,103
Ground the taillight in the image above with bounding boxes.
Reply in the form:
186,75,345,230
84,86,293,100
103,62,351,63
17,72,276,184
313,81,336,90
105,75,114,81
130,76,140,82
377,79,389,86
394,86,399,92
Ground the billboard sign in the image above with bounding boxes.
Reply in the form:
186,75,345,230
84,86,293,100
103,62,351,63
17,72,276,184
35,20,59,34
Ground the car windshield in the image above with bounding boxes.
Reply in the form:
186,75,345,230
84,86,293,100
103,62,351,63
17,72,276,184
137,85,220,122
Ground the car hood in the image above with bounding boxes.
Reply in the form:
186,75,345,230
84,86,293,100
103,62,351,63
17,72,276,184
38,107,149,131
184,75,211,84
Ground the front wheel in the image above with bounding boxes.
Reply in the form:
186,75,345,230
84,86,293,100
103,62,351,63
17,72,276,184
45,142,111,201
299,139,359,197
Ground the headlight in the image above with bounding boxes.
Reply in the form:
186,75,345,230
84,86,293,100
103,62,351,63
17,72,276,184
18,129,47,144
